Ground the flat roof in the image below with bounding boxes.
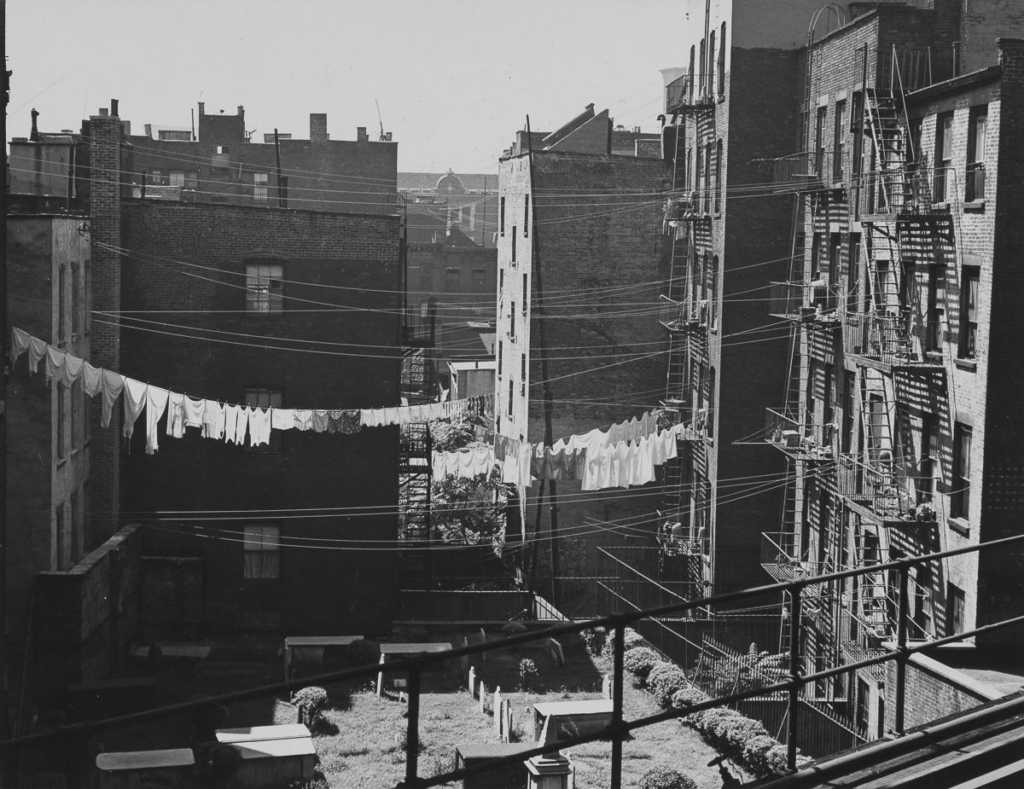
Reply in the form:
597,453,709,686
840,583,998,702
229,737,316,760
284,635,365,648
96,749,195,771
534,699,612,716
380,642,452,654
216,724,311,743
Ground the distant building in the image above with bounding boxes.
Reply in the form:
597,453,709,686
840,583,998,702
400,170,499,247
496,104,671,613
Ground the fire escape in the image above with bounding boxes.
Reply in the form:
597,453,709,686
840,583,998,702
656,67,717,603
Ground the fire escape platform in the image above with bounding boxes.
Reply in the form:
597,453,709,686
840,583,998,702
757,690,1024,789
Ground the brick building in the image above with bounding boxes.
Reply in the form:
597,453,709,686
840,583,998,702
495,105,671,611
752,3,1024,742
8,100,403,649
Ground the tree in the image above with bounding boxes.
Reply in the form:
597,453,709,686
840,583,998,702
432,468,509,555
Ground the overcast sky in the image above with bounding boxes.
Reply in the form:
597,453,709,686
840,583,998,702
7,1,687,174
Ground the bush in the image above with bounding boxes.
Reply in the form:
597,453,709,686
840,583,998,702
741,734,779,776
720,716,769,752
647,665,689,708
670,687,708,711
290,686,329,719
602,626,646,659
518,658,540,691
637,766,697,789
696,707,745,748
623,647,660,679
580,627,606,657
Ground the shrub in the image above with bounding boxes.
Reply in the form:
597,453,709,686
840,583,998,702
720,716,769,752
647,665,689,708
741,735,779,776
623,647,660,679
602,626,645,659
290,686,329,720
765,744,791,776
670,687,708,711
697,707,745,748
518,658,540,691
637,766,697,789
580,627,606,657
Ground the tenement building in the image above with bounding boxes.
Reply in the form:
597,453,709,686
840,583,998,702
757,3,1024,740
495,104,671,612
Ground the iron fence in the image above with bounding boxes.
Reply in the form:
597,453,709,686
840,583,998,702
5,536,1024,788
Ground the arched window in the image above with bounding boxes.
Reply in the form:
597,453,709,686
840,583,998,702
714,138,723,214
699,39,706,97
708,32,716,100
719,23,727,96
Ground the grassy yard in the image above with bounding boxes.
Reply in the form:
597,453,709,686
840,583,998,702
309,633,745,788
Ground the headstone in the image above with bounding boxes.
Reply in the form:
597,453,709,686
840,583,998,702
478,681,487,714
375,653,386,698
602,675,612,699
468,665,476,697
503,701,514,743
493,687,502,733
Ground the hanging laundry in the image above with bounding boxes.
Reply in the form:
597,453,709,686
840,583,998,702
326,409,360,435
44,347,67,382
294,409,313,432
248,406,272,447
310,410,330,433
235,407,251,446
82,362,103,398
61,353,84,386
101,371,125,428
271,409,296,431
10,327,30,364
183,397,205,430
202,400,226,440
222,403,241,444
122,378,148,439
144,386,170,454
166,392,186,438
27,337,48,374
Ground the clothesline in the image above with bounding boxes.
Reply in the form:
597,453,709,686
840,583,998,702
10,327,491,453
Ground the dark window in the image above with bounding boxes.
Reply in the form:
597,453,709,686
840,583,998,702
704,141,713,212
848,234,861,309
952,423,972,519
842,370,855,453
815,106,827,176
926,265,946,352
524,195,530,237
707,31,715,100
688,45,696,103
520,353,526,380
966,106,987,202
55,504,68,571
694,145,702,201
70,262,80,338
833,100,847,181
500,197,505,236
718,22,726,96
57,383,67,460
823,364,835,428
855,678,870,738
444,267,460,291
508,379,514,417
827,235,841,310
499,268,504,292
714,139,723,214
511,227,516,263
934,112,954,203
243,524,280,579
471,268,486,289
58,265,68,344
913,564,933,637
851,91,864,177
959,267,979,359
709,255,719,329
245,263,284,313
71,379,83,451
686,148,693,191
699,39,706,96
521,275,528,314
919,412,939,503
509,304,515,340
947,583,966,634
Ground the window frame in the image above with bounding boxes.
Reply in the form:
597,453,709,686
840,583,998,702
959,267,979,360
965,106,987,202
934,112,954,203
952,423,972,520
245,261,284,314
833,100,847,182
243,524,281,580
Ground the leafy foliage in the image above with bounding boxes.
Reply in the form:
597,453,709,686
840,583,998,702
431,466,507,550
637,766,698,789
518,657,540,691
646,664,689,708
623,647,661,679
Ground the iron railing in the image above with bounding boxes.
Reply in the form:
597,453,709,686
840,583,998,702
665,72,717,114
6,536,1024,788
836,453,939,526
768,281,840,321
764,408,834,461
658,293,709,332
769,151,843,193
841,310,945,370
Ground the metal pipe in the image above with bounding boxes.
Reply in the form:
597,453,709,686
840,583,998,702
611,622,625,789
405,665,422,786
787,585,802,770
895,565,909,734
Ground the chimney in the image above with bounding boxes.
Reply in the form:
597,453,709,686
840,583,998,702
98,107,109,117
356,126,368,142
310,113,328,144
237,104,245,123
110,98,119,117
198,101,205,117
144,123,152,138
30,108,39,141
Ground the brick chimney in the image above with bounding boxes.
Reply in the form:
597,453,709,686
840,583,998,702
88,101,124,537
310,113,328,144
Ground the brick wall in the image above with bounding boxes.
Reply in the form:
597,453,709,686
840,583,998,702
883,650,996,732
118,201,403,636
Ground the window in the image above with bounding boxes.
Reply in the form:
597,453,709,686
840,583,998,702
500,197,505,236
952,423,972,519
509,304,516,340
705,142,713,212
245,262,284,313
216,145,228,155
851,91,865,181
708,255,719,329
507,379,514,417
71,379,83,451
694,145,702,205
520,353,526,380
834,100,847,182
524,195,530,237
827,234,841,310
855,678,871,738
934,112,954,203
718,22,726,96
714,139,723,214
848,233,861,309
686,148,693,191
707,31,715,101
55,503,68,571
499,268,504,293
444,266,460,291
243,525,280,579
966,106,987,202
925,265,945,352
57,382,67,460
71,488,82,563
919,412,939,503
497,341,503,376
169,171,186,187
511,227,517,263
688,46,696,103
699,38,706,97
418,266,432,291
521,275,528,314
842,370,855,453
70,262,80,338
815,106,828,177
253,172,269,202
947,583,966,635
58,265,68,344
959,267,979,359
471,268,486,289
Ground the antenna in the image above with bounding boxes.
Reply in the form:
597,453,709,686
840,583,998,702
375,99,386,141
